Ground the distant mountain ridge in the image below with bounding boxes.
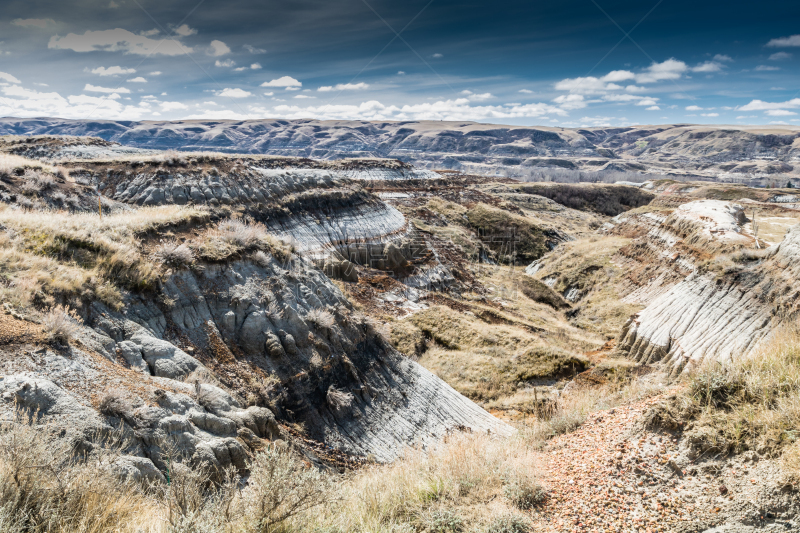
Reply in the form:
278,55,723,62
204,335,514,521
1,117,799,181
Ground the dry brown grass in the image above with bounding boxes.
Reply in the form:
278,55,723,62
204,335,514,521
0,204,208,308
654,327,800,479
0,154,53,178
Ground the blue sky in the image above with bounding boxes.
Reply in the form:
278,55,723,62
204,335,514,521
0,0,798,126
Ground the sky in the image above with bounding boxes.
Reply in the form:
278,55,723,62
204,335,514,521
0,0,798,127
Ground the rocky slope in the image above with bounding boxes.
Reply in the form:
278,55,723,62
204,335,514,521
2,119,799,182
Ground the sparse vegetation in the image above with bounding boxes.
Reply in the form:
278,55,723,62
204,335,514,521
153,240,195,268
516,182,655,216
41,304,82,344
652,327,800,476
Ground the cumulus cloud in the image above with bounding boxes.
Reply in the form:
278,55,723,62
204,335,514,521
685,105,703,111
519,89,534,94
218,88,252,98
271,98,566,121
84,83,130,94
12,18,55,28
318,82,369,92
208,40,231,56
49,28,190,55
552,94,586,110
701,113,719,117
261,76,301,88
769,52,792,61
646,105,660,111
0,72,21,84
755,65,780,71
691,61,723,73
243,44,266,54
294,95,315,99
635,59,687,83
127,77,147,83
215,59,236,67
0,85,149,120
150,71,162,76
160,101,189,111
173,24,197,37
90,66,136,76
739,98,800,111
767,35,800,47
765,109,797,116
713,54,733,62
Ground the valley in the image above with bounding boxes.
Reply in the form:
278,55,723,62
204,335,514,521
1,133,799,532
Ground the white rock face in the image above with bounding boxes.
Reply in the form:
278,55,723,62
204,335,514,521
618,222,800,374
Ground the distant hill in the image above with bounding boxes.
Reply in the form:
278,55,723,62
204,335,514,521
1,117,798,182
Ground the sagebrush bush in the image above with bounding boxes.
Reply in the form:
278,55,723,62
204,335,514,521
218,219,269,248
483,513,530,533
306,308,335,329
41,305,82,344
154,240,195,268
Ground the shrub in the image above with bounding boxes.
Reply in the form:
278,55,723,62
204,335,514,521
153,240,195,268
218,219,269,248
484,513,530,533
243,448,333,532
21,170,55,193
54,167,70,181
503,470,546,510
421,508,464,532
516,276,569,309
41,304,82,344
156,150,187,167
306,308,335,329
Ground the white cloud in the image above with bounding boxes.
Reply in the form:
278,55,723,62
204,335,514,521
635,59,687,83
208,40,231,56
602,70,635,82
244,44,266,54
84,83,130,94
739,98,800,111
250,63,262,70
173,24,197,37
12,18,55,28
554,76,621,95
635,98,659,106
261,76,301,88
431,53,443,58
127,77,147,83
701,113,719,117
271,98,566,121
685,105,703,111
767,35,800,47
0,72,21,84
755,65,780,71
0,85,149,120
160,101,189,111
263,91,274,96
519,89,533,94
765,109,797,116
49,28,190,55
646,105,660,110
215,59,236,68
769,52,792,61
713,54,733,62
294,95,315,99
691,61,723,73
397,71,405,75
140,29,159,37
552,94,586,110
218,88,252,98
90,66,136,76
318,82,369,92
285,87,300,91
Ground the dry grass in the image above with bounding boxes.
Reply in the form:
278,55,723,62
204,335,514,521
41,304,83,344
0,411,546,533
654,327,800,478
0,154,52,178
196,219,292,263
0,204,208,308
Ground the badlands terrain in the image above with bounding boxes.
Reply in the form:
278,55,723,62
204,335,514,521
1,118,799,185
0,132,800,532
